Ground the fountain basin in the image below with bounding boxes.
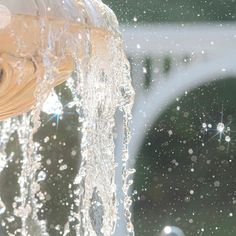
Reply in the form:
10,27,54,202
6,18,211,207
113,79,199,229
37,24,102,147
0,0,119,120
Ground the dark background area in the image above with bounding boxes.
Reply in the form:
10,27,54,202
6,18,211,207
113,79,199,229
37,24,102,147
133,78,236,235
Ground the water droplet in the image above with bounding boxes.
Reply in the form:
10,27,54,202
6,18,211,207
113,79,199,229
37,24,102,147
184,196,190,202
168,130,173,136
46,159,52,165
67,101,76,108
164,226,172,234
37,171,47,182
191,155,198,162
189,219,193,223
190,190,194,195
188,149,193,155
42,90,63,115
214,181,220,187
71,150,77,156
0,154,6,172
0,199,6,215
225,136,231,142
183,112,189,118
161,226,185,236
59,164,68,171
44,136,50,143
217,122,225,133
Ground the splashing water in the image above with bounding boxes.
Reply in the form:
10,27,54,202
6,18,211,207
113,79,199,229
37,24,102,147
0,1,135,235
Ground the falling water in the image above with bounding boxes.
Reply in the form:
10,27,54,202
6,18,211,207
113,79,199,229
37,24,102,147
0,1,135,235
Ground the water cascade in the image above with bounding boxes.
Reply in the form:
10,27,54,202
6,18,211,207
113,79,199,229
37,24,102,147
0,0,135,235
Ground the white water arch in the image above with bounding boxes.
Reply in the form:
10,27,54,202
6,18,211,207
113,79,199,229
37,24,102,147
129,52,236,160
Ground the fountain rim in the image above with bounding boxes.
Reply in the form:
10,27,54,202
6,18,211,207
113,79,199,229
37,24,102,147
0,0,121,35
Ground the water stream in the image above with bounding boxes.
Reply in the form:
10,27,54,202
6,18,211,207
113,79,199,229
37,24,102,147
0,1,135,235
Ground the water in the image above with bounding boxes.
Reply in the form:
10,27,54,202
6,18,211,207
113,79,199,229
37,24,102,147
0,2,135,236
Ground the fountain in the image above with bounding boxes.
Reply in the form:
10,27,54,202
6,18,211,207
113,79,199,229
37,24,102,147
0,0,135,235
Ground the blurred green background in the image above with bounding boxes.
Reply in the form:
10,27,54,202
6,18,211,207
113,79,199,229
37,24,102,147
104,0,236,23
103,0,236,236
133,78,236,236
